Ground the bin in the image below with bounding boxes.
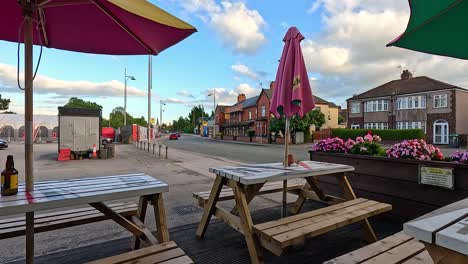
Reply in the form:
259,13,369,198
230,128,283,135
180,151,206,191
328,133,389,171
448,134,459,148
107,143,115,158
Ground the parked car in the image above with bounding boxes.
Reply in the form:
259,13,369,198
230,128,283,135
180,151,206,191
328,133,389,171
169,133,178,140
0,139,8,149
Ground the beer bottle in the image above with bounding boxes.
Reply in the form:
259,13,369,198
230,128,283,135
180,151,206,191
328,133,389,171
1,155,19,196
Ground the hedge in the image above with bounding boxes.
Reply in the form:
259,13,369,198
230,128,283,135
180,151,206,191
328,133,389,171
331,128,425,141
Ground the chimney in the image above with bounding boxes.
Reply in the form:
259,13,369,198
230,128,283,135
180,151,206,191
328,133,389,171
401,69,412,80
269,81,276,91
237,93,246,103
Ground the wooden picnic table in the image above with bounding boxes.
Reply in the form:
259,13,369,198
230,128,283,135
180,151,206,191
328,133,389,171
404,197,468,263
0,173,170,263
196,161,391,264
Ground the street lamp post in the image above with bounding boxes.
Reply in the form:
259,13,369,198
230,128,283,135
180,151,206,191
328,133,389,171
124,68,136,126
160,100,166,132
208,89,216,138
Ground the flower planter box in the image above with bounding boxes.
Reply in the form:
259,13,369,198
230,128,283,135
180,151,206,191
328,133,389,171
309,151,468,221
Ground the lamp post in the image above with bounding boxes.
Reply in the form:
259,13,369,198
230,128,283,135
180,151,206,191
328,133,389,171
148,56,152,144
124,68,136,126
160,100,166,132
208,89,216,138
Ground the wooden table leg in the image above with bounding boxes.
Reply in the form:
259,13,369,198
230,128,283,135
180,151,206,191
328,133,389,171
196,175,225,239
233,182,264,264
26,212,34,264
290,176,327,214
152,193,170,243
231,183,264,215
336,173,378,243
132,196,149,249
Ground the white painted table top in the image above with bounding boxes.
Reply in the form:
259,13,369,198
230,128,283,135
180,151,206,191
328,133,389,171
0,173,168,217
404,198,468,255
209,161,354,185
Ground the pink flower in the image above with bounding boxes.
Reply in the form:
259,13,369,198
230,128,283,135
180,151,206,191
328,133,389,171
364,134,373,142
356,137,364,143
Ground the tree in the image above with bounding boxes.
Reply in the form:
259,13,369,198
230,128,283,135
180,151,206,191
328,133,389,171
338,115,345,124
308,109,326,130
109,106,133,128
133,116,148,127
172,116,192,133
269,117,285,133
0,95,11,111
64,97,102,110
188,105,209,126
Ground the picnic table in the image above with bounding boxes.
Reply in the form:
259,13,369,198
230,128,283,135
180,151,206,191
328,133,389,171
404,197,468,263
195,161,391,264
0,173,170,263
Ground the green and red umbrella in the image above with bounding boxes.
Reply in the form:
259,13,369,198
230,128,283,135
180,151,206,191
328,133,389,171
387,0,468,60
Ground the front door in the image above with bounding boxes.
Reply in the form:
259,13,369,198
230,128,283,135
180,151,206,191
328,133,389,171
433,120,448,144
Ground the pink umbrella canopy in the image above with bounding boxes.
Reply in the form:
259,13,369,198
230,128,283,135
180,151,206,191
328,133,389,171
1,0,197,55
270,27,315,118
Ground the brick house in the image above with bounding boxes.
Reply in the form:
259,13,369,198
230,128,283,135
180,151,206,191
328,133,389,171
216,81,340,143
347,70,468,144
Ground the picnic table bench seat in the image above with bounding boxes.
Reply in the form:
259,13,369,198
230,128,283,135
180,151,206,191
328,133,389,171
325,231,433,264
0,202,138,239
86,241,193,264
193,180,305,207
253,198,392,256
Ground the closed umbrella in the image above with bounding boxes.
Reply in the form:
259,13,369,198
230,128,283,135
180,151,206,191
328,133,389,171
1,1,196,263
270,27,315,217
387,0,468,59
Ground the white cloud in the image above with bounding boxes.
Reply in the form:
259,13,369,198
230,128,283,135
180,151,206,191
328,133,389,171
231,63,266,80
301,0,468,106
177,1,266,54
0,63,146,97
176,90,194,98
280,21,289,29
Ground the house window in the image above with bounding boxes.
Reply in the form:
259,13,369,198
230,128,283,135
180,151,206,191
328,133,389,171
433,94,448,108
397,121,426,133
397,96,426,110
351,103,360,113
248,111,252,120
351,123,360,129
261,105,266,117
364,122,388,130
364,100,388,112
238,113,241,122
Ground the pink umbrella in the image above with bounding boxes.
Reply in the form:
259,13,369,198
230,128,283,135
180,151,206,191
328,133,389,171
270,27,315,217
1,1,196,263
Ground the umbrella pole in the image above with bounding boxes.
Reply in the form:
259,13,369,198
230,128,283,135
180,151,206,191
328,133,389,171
282,117,291,218
23,4,35,263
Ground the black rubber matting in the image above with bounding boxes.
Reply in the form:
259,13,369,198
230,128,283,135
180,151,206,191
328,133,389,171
6,201,403,264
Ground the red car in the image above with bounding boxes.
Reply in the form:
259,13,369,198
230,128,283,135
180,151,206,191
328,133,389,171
169,133,178,140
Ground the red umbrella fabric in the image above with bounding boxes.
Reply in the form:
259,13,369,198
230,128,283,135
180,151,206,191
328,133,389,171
1,0,197,55
270,27,315,119
270,27,315,217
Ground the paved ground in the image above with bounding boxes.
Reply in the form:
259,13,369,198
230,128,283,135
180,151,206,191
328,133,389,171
162,134,313,164
0,142,291,263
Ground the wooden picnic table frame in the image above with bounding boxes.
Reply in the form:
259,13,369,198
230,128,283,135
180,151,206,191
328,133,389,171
196,162,377,264
0,174,170,263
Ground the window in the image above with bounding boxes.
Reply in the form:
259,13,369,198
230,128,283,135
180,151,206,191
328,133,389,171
351,103,360,113
248,111,252,120
364,123,388,130
364,100,388,112
261,105,266,117
397,121,426,133
433,94,448,108
397,96,426,110
351,123,360,129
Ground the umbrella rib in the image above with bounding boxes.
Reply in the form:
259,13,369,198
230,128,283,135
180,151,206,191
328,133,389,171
38,8,49,46
91,0,157,55
389,0,464,46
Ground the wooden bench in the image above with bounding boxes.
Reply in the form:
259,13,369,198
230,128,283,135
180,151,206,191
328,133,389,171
252,198,392,256
193,180,305,207
325,231,433,264
86,241,193,264
0,202,138,239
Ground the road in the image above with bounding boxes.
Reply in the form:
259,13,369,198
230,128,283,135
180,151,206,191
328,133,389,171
161,134,313,164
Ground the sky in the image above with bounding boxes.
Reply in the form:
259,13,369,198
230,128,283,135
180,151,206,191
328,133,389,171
2,0,468,124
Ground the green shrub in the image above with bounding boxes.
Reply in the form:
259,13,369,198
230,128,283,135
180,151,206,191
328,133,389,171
349,142,386,156
332,129,424,141
247,129,256,137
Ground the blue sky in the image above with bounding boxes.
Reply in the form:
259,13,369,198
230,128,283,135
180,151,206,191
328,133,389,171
2,0,468,124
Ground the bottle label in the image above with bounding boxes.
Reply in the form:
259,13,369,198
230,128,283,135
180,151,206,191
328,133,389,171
10,174,18,189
